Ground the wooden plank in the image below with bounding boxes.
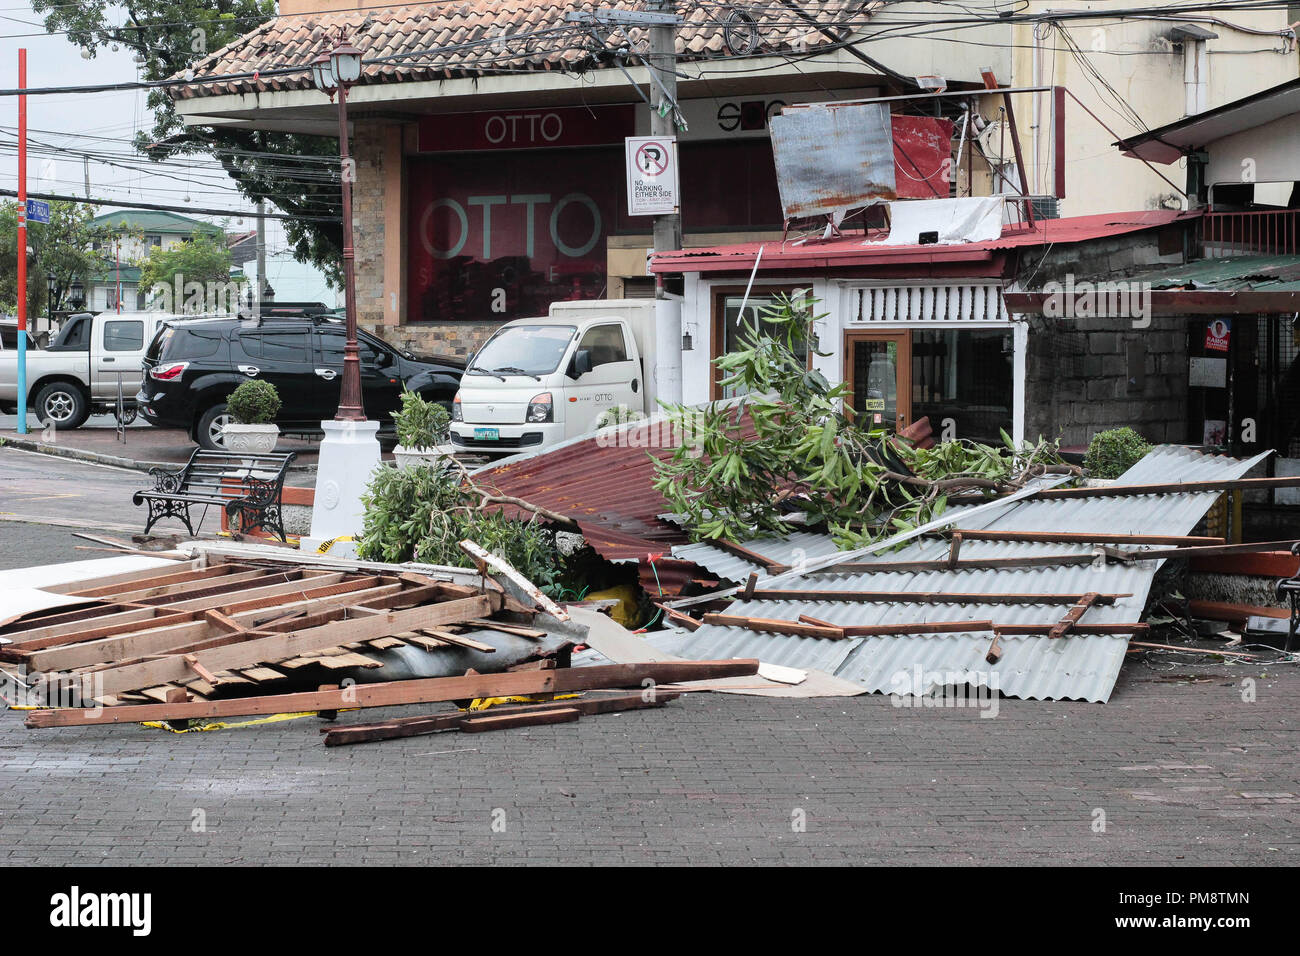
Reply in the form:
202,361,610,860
841,620,995,637
322,691,680,746
1031,478,1300,500
419,629,496,653
152,572,349,612
109,567,277,604
459,708,580,733
462,619,545,638
2,608,197,653
49,561,209,597
1187,599,1289,625
993,623,1148,635
1048,592,1100,639
1188,550,1300,578
708,538,790,575
746,590,1128,605
702,613,845,640
457,540,570,621
82,593,501,698
950,530,1225,546
26,659,759,728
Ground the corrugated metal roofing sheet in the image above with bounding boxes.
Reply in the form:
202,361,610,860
1123,254,1300,292
650,210,1194,275
662,446,1267,702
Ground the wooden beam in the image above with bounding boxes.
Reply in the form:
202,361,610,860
702,612,845,640
457,540,569,621
1032,479,1300,500
323,691,680,746
460,707,581,733
26,659,759,728
746,590,1128,605
1049,592,1100,639
708,538,791,575
994,623,1148,635
49,561,209,597
950,530,1225,546
82,593,502,698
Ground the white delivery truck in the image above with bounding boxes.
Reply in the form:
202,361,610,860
450,298,676,456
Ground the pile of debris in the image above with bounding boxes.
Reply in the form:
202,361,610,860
1,540,756,744
652,446,1298,702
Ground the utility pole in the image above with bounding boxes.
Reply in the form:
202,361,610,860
648,0,681,256
15,48,27,435
255,198,267,321
83,154,90,199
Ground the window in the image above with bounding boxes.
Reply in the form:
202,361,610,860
910,328,1013,444
576,324,628,368
318,330,386,368
468,325,576,376
712,287,810,399
239,330,310,363
146,234,162,247
103,320,144,352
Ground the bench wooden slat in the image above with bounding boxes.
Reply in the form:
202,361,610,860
133,448,297,541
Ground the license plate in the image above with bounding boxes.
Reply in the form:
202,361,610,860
473,427,499,441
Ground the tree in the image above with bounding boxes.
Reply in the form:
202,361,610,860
138,231,242,312
33,0,342,285
0,200,103,316
652,296,1072,549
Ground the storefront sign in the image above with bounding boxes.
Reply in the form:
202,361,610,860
1204,318,1231,352
625,136,679,216
417,105,635,152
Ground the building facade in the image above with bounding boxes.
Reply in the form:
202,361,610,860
168,1,1297,359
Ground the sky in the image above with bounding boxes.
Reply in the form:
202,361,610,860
0,1,288,246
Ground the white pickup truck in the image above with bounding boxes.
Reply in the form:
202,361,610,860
450,299,669,456
0,311,181,429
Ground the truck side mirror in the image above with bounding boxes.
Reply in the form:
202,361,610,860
568,348,592,379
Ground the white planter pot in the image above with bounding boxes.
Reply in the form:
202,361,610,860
222,422,280,453
393,444,455,471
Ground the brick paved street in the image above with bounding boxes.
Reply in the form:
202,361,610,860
2,485,1298,866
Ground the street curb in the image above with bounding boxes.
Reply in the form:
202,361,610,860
0,436,316,475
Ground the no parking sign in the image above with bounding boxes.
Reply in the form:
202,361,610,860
625,135,678,216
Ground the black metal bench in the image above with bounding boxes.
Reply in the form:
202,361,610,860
133,449,297,541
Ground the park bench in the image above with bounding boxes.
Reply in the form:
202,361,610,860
133,449,297,541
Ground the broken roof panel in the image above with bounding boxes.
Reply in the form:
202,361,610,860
662,446,1268,702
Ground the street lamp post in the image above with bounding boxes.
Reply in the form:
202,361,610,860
311,38,365,422
46,272,56,333
304,34,380,555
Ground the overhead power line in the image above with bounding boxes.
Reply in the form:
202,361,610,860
0,187,340,223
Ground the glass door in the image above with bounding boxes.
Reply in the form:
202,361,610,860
845,331,911,433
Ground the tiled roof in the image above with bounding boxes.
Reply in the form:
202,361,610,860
174,0,878,99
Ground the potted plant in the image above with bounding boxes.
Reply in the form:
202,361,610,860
391,390,453,470
222,379,281,453
1083,427,1151,485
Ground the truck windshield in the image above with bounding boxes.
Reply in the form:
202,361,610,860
467,325,575,376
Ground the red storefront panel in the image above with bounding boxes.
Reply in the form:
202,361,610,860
407,149,622,324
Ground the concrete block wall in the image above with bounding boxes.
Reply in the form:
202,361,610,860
1020,229,1189,448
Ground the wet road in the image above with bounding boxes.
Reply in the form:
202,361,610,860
0,444,220,538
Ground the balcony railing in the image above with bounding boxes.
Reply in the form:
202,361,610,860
1199,208,1299,258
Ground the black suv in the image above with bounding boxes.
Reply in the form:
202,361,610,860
137,316,464,449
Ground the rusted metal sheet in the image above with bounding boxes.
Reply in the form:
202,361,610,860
770,101,897,220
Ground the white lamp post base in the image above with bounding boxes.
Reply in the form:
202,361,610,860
303,419,381,554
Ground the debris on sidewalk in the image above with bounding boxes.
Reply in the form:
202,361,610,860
2,539,757,741
655,446,1299,703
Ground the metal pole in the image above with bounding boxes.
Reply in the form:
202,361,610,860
648,0,681,259
16,48,27,436
255,197,267,321
334,82,365,421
